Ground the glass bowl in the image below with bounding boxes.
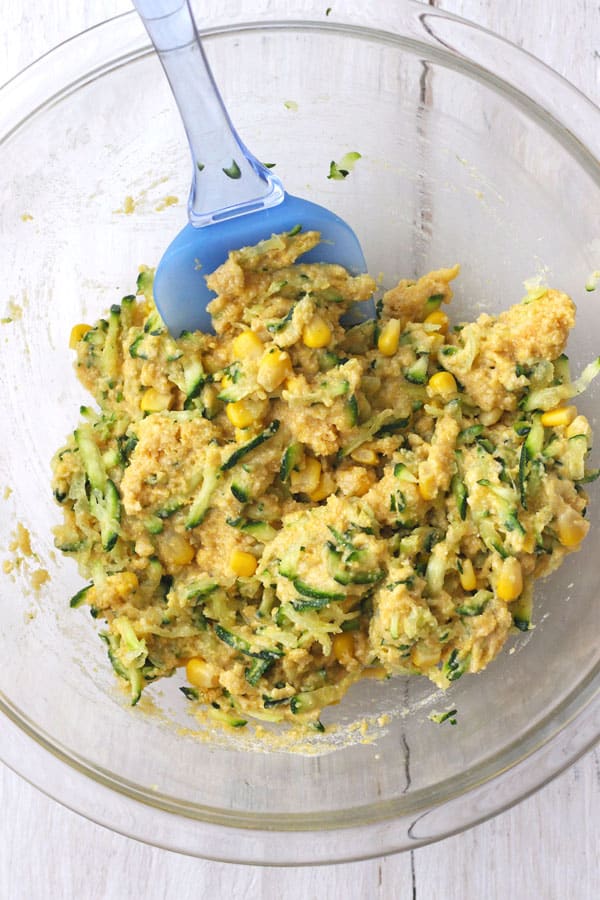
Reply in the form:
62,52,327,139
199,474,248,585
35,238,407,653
0,0,599,865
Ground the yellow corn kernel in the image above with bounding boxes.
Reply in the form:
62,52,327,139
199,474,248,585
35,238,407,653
496,557,523,602
226,400,254,429
377,318,401,356
257,347,293,391
302,315,332,349
428,371,457,398
332,632,355,663
350,447,379,466
230,549,258,577
458,558,477,592
232,329,264,360
540,405,577,428
69,323,92,348
411,642,442,668
290,457,322,494
556,509,589,548
566,415,591,441
309,470,336,502
418,471,437,501
140,387,172,413
186,657,219,690
162,532,195,568
424,310,449,332
353,469,375,496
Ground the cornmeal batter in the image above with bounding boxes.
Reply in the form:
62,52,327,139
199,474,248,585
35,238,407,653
52,231,597,727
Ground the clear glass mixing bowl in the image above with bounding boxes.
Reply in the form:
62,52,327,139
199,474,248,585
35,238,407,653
0,0,598,865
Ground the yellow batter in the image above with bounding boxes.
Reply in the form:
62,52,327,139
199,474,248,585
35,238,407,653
51,230,597,728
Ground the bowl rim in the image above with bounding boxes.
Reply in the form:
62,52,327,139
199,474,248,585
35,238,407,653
0,0,598,864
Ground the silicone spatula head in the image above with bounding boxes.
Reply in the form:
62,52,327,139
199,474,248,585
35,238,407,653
132,0,367,335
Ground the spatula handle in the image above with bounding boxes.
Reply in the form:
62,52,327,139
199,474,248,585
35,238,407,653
132,0,284,226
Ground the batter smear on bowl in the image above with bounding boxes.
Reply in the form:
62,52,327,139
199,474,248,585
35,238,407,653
51,230,598,728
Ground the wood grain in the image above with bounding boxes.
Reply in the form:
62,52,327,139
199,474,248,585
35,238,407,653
1,1,598,898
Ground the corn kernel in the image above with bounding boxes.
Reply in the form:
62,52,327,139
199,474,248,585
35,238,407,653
424,310,449,332
186,657,219,689
458,558,477,592
140,387,173,413
226,400,254,429
350,447,379,466
540,405,577,428
428,371,457,398
309,471,336,502
161,532,195,567
232,329,264,360
230,549,258,577
411,642,442,668
353,470,374,496
332,632,355,663
496,557,523,602
377,318,401,356
69,323,92,348
556,509,589,548
290,457,322,494
257,348,293,391
418,470,437,501
302,315,332,349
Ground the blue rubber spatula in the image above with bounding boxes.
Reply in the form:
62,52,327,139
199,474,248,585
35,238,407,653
133,0,367,335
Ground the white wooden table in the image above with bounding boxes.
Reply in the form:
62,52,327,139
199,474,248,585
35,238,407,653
1,2,598,897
